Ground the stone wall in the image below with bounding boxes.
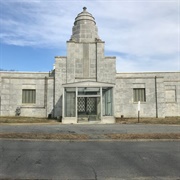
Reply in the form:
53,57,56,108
115,72,179,118
66,41,116,84
67,42,96,82
0,72,54,117
0,70,179,119
54,56,67,117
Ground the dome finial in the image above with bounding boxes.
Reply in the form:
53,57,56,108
83,7,87,11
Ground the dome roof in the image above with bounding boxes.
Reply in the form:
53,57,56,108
70,7,101,43
74,7,96,26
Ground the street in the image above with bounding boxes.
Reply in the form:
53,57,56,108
0,140,180,179
0,124,180,135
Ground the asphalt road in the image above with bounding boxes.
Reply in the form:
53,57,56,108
0,140,180,180
0,124,179,136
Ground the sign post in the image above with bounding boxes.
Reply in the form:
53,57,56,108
138,101,140,123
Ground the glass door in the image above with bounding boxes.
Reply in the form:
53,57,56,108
77,87,101,121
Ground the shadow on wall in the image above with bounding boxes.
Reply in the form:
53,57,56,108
48,95,62,122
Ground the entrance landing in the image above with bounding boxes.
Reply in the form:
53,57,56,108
78,120,101,124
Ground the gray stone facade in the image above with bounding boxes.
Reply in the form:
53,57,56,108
0,7,179,122
115,72,179,118
0,72,54,117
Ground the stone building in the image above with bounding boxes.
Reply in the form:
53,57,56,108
0,7,179,123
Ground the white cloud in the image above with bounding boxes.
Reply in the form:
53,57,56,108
116,54,179,72
0,0,179,72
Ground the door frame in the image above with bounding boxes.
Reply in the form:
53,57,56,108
77,96,101,121
62,81,115,123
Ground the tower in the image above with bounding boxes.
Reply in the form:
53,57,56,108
55,7,116,123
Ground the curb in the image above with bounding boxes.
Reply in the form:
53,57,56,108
1,138,180,142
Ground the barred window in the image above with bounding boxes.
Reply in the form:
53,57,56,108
22,89,36,104
133,88,146,102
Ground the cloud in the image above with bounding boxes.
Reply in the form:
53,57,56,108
0,1,74,47
98,1,179,71
0,0,179,72
116,54,179,72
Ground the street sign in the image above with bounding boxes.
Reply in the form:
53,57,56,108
138,101,140,111
138,101,140,123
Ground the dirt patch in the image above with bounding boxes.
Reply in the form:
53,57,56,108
0,133,88,140
105,133,180,139
0,116,179,124
116,117,180,124
0,133,180,140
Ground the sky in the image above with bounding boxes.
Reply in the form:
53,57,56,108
0,0,179,72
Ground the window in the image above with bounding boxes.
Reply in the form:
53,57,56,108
133,88,146,102
103,87,113,116
64,88,76,117
22,89,36,104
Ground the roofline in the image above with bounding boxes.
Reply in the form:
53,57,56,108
116,71,180,74
0,71,49,74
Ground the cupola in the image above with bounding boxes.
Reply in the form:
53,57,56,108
70,7,100,42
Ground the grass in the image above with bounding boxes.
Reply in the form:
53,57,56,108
105,133,180,140
0,116,179,124
0,132,179,140
116,117,180,124
0,116,58,123
0,133,88,140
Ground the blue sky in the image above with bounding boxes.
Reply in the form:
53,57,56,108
0,0,179,72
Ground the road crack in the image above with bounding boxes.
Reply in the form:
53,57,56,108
13,155,21,163
91,166,97,180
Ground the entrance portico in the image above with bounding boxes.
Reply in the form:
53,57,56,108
62,81,115,124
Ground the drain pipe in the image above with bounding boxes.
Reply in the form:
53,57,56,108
44,76,48,117
155,76,158,118
0,96,1,116
95,41,98,82
53,73,56,118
